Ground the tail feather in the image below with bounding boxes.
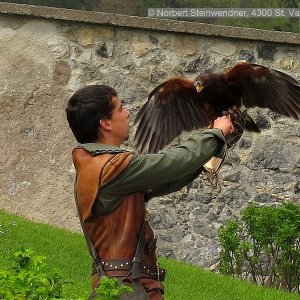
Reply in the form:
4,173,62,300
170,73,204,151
244,112,260,132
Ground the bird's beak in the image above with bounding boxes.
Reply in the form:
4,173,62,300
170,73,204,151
196,85,204,93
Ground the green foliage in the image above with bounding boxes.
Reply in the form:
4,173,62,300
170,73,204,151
218,202,300,294
0,247,78,300
218,220,247,277
94,277,133,300
0,210,91,298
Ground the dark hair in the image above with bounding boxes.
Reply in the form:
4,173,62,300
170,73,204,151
66,85,117,143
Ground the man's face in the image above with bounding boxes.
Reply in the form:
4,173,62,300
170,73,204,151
109,96,130,143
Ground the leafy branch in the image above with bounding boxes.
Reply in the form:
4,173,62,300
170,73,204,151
218,202,300,294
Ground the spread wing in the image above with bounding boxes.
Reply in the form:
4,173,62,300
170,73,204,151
134,78,212,153
223,62,300,119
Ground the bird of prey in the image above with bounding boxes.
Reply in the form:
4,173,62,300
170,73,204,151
134,62,300,153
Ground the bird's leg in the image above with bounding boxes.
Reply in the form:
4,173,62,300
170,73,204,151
225,107,247,148
224,105,237,116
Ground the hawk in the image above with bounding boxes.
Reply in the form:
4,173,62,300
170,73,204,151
134,62,300,153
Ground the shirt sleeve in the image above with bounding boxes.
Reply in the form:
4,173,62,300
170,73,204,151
100,129,225,196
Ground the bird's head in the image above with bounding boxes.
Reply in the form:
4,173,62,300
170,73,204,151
194,75,207,93
194,81,204,93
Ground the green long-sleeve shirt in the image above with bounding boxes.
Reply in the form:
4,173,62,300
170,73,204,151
79,129,225,214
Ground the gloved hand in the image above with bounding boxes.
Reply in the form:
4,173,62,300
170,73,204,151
225,108,246,148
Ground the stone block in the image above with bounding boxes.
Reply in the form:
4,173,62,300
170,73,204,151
79,27,95,47
175,35,198,56
212,43,236,56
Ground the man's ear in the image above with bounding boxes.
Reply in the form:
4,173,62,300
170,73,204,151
99,119,112,131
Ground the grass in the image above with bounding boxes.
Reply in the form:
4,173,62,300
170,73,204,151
1,209,299,300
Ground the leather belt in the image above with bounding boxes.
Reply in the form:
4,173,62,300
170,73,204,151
95,259,166,281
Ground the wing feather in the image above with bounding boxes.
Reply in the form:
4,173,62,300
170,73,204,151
224,62,300,119
134,78,211,153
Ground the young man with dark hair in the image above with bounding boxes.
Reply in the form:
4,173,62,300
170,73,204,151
66,85,234,299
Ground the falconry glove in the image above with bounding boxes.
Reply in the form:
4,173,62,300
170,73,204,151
225,108,246,148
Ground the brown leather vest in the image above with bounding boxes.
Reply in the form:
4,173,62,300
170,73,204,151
72,148,158,267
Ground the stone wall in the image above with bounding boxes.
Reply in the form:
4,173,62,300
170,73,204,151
0,3,299,269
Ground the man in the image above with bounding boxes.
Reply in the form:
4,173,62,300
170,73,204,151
66,85,234,299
